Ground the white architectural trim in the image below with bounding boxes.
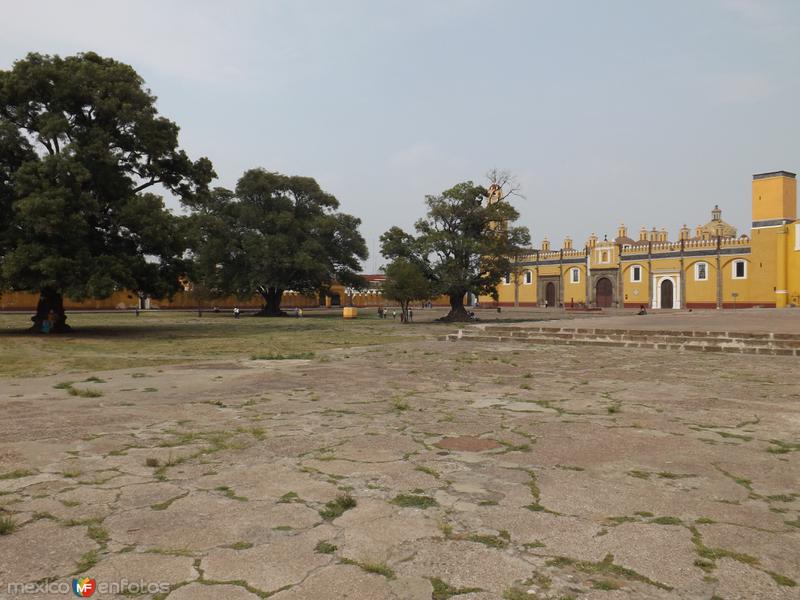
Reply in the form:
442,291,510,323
652,273,681,309
630,264,643,283
694,261,709,281
570,267,580,283
732,259,747,279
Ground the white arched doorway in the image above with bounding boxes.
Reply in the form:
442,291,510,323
652,274,681,309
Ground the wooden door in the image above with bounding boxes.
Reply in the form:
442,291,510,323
596,277,613,307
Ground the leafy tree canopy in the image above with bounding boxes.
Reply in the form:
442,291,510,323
381,180,530,321
189,168,368,315
0,52,214,331
382,258,433,323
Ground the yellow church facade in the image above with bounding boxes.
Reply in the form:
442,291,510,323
483,170,800,310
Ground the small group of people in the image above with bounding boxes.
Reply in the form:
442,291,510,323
294,307,304,318
377,306,413,322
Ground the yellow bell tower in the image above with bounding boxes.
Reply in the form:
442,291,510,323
752,171,796,224
751,171,796,307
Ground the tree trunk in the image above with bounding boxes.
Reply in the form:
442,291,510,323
400,300,409,324
30,288,72,333
438,293,471,322
256,287,286,316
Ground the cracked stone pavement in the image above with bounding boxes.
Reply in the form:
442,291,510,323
1,338,799,599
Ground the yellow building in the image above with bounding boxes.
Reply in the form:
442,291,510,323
484,170,799,309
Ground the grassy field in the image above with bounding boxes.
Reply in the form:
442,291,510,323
0,310,449,378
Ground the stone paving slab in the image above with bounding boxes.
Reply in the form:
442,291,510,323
0,332,799,599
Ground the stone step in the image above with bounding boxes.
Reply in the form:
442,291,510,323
477,330,800,348
483,326,800,342
441,332,800,356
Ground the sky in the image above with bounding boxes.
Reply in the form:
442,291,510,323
2,0,799,271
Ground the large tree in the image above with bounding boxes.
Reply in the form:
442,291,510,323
0,52,214,332
381,179,530,322
188,169,368,315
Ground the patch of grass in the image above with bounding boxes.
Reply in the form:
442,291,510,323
225,541,253,550
715,431,752,441
391,494,438,509
87,523,109,543
250,352,314,360
60,499,81,507
656,472,695,479
766,494,795,502
142,387,158,393
359,562,395,579
278,491,300,503
54,381,75,389
151,493,187,511
501,589,529,600
627,470,651,480
606,404,621,414
633,511,654,517
767,571,797,587
319,494,357,520
315,540,337,554
0,516,17,535
145,457,159,468
214,486,248,502
68,387,103,398
695,517,715,524
430,577,483,599
649,516,683,525
545,554,672,590
592,579,621,590
468,534,508,549
414,465,439,478
62,469,82,478
689,525,759,569
83,376,106,383
391,397,410,411
74,549,101,573
0,469,35,480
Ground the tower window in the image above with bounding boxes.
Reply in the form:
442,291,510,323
630,265,642,282
732,260,746,279
695,262,708,281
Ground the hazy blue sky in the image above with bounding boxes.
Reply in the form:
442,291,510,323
2,1,798,271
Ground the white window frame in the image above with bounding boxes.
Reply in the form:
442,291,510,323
523,270,533,285
630,265,642,283
732,260,747,279
570,268,580,283
694,262,708,281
